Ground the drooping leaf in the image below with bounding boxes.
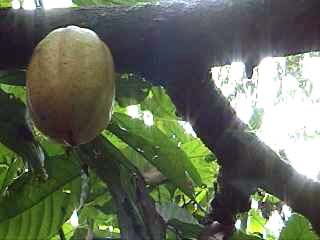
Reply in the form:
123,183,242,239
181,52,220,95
156,202,203,238
279,214,318,240
0,154,82,239
247,209,267,235
0,155,23,194
116,73,152,107
108,112,203,198
153,117,194,144
0,70,26,86
157,202,199,225
231,230,264,240
141,87,177,119
0,0,11,8
0,89,46,178
181,139,218,187
51,222,75,240
141,86,195,144
78,136,165,239
249,107,264,131
0,89,46,176
1,85,27,103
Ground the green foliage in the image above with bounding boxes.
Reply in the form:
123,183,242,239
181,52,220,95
0,64,318,240
249,107,264,131
0,88,45,177
108,112,202,198
0,155,81,239
279,214,318,240
157,202,204,238
181,139,218,187
247,209,267,235
0,70,26,86
141,87,177,119
116,73,152,107
231,231,264,240
0,0,11,8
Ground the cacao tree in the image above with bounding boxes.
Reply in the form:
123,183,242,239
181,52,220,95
0,0,320,239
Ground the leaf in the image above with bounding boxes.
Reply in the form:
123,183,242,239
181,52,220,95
0,143,22,193
0,156,23,194
51,222,75,240
0,0,11,8
1,85,27,103
249,107,264,131
108,113,203,197
181,139,218,187
0,154,82,239
0,70,26,86
231,230,264,240
156,202,203,238
279,214,318,240
0,89,45,177
116,73,152,107
78,137,165,239
247,209,267,235
153,117,194,144
157,202,198,224
141,87,177,119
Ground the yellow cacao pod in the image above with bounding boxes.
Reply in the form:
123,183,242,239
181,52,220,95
27,26,115,146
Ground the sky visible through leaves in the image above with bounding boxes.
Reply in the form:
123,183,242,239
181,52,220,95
213,54,320,181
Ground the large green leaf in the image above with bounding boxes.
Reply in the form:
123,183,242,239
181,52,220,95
141,87,177,119
153,117,194,144
116,73,152,107
141,86,195,144
79,137,165,239
0,70,26,86
0,154,82,239
0,155,23,194
156,202,203,238
181,139,218,187
108,112,203,198
0,143,22,193
247,209,267,235
279,214,318,240
51,222,75,240
231,230,264,240
0,89,45,176
0,0,11,8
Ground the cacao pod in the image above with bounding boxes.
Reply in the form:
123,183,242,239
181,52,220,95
27,26,115,146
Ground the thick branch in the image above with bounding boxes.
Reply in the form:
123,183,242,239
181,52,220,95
166,64,320,234
1,0,320,80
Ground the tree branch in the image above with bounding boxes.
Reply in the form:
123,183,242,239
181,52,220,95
0,0,320,79
165,63,320,234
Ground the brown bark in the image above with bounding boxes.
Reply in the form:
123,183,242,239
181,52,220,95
0,0,320,78
166,63,320,234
